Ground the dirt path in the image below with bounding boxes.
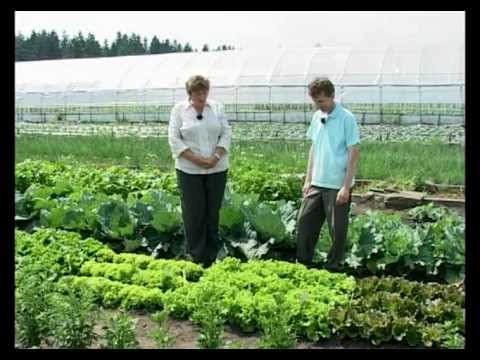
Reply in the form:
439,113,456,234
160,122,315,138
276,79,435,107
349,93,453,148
350,196,464,218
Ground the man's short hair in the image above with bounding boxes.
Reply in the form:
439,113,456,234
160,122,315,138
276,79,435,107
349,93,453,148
308,77,335,98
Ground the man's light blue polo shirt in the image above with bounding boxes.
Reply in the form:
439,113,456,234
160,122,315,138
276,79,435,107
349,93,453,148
307,101,360,190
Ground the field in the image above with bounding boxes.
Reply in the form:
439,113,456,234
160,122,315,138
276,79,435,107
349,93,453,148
16,121,465,143
14,122,465,349
16,132,465,186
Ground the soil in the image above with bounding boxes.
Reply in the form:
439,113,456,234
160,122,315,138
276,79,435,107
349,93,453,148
350,194,465,219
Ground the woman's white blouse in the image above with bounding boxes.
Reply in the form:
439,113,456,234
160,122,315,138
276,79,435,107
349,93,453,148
168,98,232,175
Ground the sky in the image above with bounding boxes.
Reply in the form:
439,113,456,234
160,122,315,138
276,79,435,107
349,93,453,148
15,11,465,50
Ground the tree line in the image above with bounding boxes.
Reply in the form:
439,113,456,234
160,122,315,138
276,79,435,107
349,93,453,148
15,30,235,61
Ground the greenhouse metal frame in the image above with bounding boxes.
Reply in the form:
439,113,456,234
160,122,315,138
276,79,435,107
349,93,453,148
15,46,465,125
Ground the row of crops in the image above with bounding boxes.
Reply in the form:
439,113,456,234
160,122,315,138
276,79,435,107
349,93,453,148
15,122,465,143
16,160,464,284
16,102,464,115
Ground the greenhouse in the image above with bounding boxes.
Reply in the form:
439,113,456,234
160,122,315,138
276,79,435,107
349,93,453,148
15,45,464,125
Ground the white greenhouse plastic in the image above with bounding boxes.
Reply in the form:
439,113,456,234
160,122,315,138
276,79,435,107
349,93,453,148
15,45,465,124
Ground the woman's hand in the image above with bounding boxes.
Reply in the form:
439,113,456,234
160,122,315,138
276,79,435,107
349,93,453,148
204,156,219,169
181,149,219,169
196,156,218,169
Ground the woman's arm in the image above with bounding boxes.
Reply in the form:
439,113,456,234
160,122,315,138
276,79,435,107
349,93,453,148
168,105,190,158
180,149,211,168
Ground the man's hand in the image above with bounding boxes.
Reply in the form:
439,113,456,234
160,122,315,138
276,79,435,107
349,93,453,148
336,186,350,205
303,182,312,198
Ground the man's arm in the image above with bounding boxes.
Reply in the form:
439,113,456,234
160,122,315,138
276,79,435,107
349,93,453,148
337,145,360,204
303,144,314,197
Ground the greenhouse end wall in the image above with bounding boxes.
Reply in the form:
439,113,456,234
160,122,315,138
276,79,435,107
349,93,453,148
15,84,465,125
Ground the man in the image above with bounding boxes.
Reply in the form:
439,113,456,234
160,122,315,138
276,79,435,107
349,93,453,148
296,77,360,272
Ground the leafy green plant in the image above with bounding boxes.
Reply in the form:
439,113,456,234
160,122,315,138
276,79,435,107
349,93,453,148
97,200,136,239
191,288,226,349
150,310,175,348
407,203,454,223
172,258,355,342
15,267,55,348
102,311,139,349
328,276,464,348
315,209,464,283
256,294,296,348
48,287,98,348
80,261,136,283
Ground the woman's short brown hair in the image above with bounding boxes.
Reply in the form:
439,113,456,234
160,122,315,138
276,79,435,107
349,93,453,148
308,77,335,98
185,75,210,96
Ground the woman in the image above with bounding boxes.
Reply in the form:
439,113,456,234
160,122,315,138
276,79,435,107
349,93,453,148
168,75,232,267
